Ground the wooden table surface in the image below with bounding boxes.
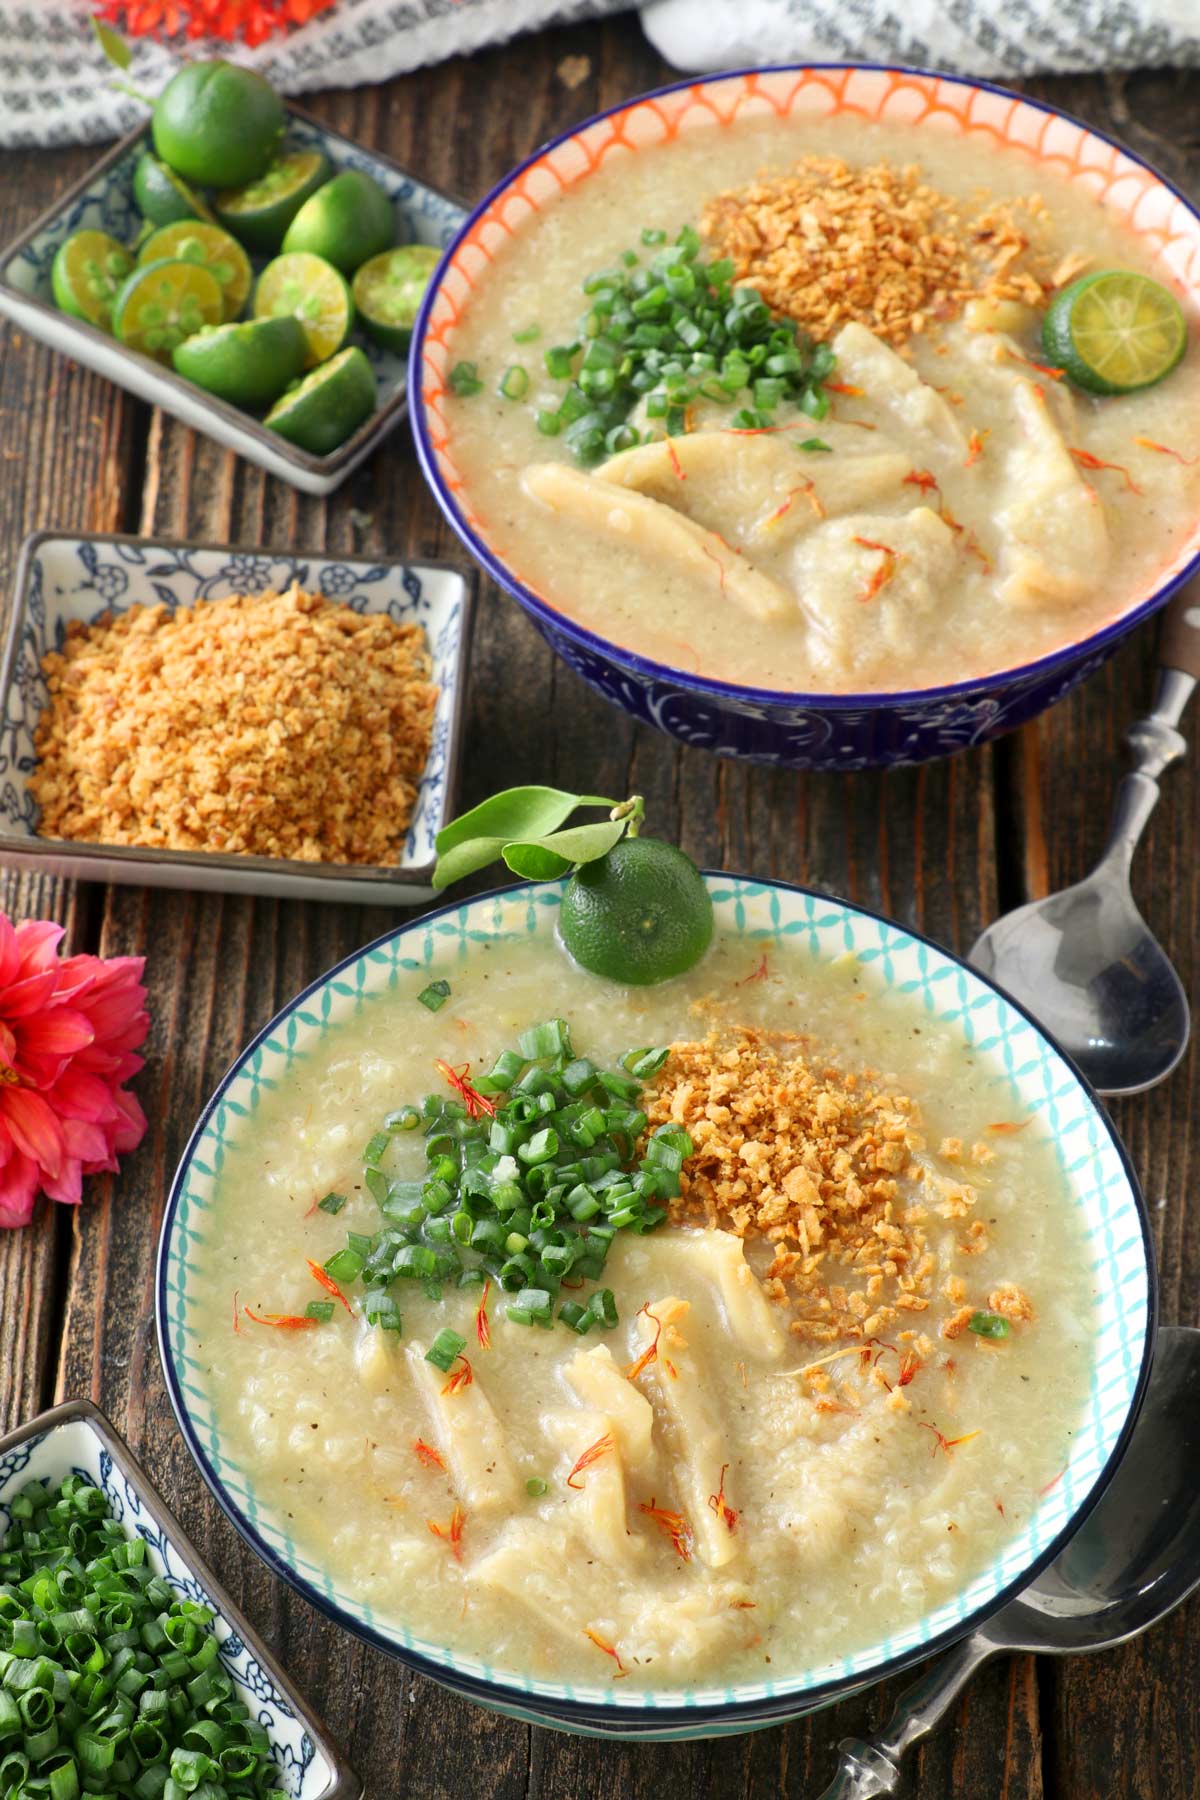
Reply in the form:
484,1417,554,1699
1,18,1197,1799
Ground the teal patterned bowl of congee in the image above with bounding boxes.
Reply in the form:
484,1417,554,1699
158,875,1154,1738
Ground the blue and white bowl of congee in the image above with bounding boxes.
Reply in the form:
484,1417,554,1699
411,65,1200,768
158,873,1153,1736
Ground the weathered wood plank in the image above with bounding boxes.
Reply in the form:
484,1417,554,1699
20,25,1200,1800
999,65,1200,1800
0,143,143,1437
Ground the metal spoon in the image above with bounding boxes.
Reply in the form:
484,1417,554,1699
815,1324,1200,1799
970,577,1200,1095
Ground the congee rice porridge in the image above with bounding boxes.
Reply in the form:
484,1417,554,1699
436,113,1200,693
193,929,1096,1688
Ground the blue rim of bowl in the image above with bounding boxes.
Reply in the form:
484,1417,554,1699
407,61,1200,714
156,872,1159,1730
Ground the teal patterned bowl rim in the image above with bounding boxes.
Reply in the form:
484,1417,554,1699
157,875,1156,1731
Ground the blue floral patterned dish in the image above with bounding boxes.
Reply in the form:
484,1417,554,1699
158,875,1156,1740
409,63,1200,769
0,1399,360,1799
0,530,473,904
0,107,466,496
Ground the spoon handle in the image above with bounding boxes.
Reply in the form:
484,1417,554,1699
813,1635,996,1799
1100,580,1200,871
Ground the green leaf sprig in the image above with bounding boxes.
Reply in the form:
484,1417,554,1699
433,788,644,889
90,17,133,69
89,17,155,105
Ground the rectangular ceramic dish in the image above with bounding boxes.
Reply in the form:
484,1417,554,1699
0,529,473,904
0,107,466,495
0,1398,360,1800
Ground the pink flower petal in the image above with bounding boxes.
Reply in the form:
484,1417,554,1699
42,1158,83,1206
111,1086,148,1154
0,1148,40,1227
44,1068,119,1124
0,1087,65,1178
57,953,145,1002
0,968,59,1020
72,1047,144,1086
61,1116,111,1164
14,918,66,976
18,1009,94,1060
75,986,150,1048
0,915,19,989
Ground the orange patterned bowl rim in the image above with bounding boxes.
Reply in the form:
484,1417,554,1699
411,63,1200,707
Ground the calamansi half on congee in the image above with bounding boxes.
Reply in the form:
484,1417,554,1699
1043,269,1188,395
152,59,285,189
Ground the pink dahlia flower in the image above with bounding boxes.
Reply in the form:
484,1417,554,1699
0,914,149,1229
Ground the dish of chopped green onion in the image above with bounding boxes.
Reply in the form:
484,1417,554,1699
322,1020,688,1338
0,1476,283,1800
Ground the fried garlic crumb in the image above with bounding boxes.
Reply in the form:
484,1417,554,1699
31,583,436,865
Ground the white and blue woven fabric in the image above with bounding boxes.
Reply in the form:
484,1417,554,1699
640,0,1199,80
1,0,1196,150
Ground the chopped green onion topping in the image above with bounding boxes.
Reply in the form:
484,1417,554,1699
417,979,451,1012
0,1477,283,1800
525,1477,549,1497
530,224,837,462
499,364,529,400
316,1190,346,1215
588,1288,618,1329
797,437,832,452
448,361,483,396
324,1246,364,1285
506,1287,554,1327
425,1327,467,1372
305,1300,335,1322
544,344,577,381
324,1023,685,1337
512,324,541,343
967,1310,1012,1340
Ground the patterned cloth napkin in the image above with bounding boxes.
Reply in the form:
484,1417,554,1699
0,0,623,148
2,0,1197,149
638,0,1199,79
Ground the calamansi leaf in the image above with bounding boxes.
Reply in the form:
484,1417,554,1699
433,787,628,889
501,817,628,880
432,835,511,889
435,787,585,858
91,18,132,69
502,844,572,880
